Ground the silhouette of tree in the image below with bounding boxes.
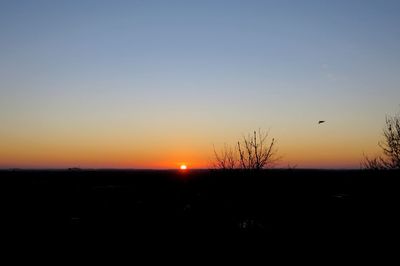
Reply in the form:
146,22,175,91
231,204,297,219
363,112,400,169
212,144,237,170
213,129,279,170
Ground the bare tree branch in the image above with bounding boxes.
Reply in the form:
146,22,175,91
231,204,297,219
212,144,237,170
213,129,279,170
363,111,400,169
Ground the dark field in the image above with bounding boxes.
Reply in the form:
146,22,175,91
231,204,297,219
1,169,399,241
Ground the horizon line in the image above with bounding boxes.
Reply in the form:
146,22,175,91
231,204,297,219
0,167,363,171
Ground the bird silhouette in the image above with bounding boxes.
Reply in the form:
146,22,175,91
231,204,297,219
318,120,325,124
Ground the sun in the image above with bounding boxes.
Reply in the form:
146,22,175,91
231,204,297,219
180,164,187,170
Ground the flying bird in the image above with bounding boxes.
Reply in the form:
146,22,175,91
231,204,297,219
318,120,325,124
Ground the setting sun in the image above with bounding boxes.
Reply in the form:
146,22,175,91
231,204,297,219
180,164,187,170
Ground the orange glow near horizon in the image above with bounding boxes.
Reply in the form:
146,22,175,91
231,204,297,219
0,127,382,170
0,156,373,169
0,148,376,169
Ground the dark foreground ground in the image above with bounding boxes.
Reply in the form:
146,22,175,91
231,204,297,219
1,169,399,243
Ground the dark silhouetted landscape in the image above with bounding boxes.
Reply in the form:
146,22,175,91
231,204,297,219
2,169,399,242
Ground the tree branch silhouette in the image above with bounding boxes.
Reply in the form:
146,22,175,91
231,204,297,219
363,111,400,169
213,129,279,170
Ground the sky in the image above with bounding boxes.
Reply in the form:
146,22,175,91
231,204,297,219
1,0,400,169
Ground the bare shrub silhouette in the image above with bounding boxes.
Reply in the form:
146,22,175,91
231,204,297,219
212,144,237,170
363,112,400,169
213,129,279,170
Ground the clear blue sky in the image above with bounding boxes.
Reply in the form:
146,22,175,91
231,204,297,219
1,0,400,168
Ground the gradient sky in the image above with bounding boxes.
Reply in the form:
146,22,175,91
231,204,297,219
1,0,400,169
